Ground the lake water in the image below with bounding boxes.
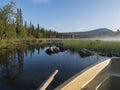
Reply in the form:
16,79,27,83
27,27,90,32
0,44,106,90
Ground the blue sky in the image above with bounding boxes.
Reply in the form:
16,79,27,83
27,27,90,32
0,0,120,32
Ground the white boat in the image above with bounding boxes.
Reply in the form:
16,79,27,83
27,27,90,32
55,58,120,90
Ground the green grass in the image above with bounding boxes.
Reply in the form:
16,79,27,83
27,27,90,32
63,40,120,53
0,39,42,48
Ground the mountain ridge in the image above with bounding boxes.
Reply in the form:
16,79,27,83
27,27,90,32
67,28,113,38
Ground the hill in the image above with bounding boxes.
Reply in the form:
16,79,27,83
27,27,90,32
68,28,113,38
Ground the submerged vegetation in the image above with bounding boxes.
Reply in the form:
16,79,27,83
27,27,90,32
63,40,120,56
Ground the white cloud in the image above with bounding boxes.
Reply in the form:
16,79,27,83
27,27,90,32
33,0,52,4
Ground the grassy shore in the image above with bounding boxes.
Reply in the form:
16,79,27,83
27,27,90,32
0,38,62,48
63,40,120,53
0,39,43,48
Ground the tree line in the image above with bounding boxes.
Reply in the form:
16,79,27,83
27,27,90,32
0,2,72,40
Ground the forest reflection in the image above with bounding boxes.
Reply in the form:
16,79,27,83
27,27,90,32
0,44,48,83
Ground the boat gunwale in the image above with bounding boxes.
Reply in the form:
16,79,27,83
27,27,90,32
54,58,111,90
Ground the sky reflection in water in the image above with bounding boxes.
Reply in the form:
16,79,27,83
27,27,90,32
0,45,106,90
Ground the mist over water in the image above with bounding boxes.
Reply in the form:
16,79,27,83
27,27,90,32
85,36,120,41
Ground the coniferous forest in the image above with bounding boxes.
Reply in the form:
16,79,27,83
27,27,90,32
0,1,71,42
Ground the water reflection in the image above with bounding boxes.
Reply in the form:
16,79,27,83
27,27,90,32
0,49,23,80
0,44,47,90
0,44,106,90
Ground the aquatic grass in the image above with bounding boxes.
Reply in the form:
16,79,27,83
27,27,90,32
63,40,120,53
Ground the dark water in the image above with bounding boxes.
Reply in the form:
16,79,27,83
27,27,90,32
0,44,106,90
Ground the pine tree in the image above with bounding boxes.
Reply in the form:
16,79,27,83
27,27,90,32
36,24,40,38
16,8,26,38
24,21,27,29
19,8,23,26
16,8,20,35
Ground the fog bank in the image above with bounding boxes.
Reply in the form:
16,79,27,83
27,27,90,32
83,36,120,41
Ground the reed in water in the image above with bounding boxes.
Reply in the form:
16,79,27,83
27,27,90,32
63,40,120,55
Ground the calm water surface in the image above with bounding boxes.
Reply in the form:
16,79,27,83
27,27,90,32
0,45,106,90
